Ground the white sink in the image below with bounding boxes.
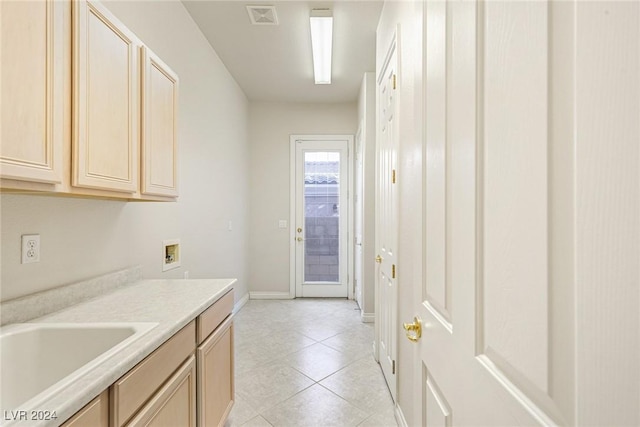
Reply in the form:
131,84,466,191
0,322,157,416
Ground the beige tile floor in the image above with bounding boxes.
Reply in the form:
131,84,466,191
226,299,398,427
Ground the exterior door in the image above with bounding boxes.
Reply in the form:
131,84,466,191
292,136,352,298
412,1,604,425
375,37,398,401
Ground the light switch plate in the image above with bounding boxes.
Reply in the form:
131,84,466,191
278,220,288,228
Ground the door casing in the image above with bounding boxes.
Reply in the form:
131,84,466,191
375,31,399,402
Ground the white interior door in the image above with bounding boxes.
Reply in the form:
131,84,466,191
376,37,398,401
412,1,580,425
292,136,352,298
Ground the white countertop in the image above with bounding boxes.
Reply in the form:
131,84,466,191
2,278,235,427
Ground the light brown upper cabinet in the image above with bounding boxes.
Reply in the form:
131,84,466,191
72,0,140,193
1,0,178,201
141,47,179,197
0,0,64,183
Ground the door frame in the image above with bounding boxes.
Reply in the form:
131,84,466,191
354,122,364,308
289,134,354,299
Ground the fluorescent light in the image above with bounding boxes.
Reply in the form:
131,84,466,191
310,9,333,85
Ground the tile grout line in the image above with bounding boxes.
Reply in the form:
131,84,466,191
231,299,396,427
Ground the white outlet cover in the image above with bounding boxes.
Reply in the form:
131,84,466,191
21,234,40,264
279,220,288,228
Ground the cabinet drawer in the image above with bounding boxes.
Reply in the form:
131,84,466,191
111,321,195,426
197,290,233,344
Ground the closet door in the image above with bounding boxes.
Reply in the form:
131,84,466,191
73,0,139,193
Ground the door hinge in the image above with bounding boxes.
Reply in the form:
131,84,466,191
392,264,396,279
392,360,396,374
392,169,396,184
392,74,397,90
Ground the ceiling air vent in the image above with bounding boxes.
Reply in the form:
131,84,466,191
246,5,278,25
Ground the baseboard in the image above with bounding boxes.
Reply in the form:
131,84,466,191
361,312,375,323
395,403,409,427
233,293,249,314
249,291,293,300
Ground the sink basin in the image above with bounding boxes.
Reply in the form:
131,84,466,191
0,322,157,414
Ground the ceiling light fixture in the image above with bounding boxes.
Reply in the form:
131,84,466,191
310,9,333,85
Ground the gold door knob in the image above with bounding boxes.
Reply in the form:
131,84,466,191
297,227,303,233
297,237,304,242
403,316,422,342
375,255,382,263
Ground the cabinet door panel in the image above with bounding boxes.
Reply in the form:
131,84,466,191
0,0,63,183
141,47,178,197
111,321,195,427
126,356,196,427
73,0,139,192
62,391,108,427
197,317,234,427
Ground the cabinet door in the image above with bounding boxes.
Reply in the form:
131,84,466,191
197,317,234,427
73,0,139,193
141,47,179,197
0,0,63,183
111,321,196,427
62,391,109,427
126,355,197,427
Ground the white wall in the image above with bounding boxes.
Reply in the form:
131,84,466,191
356,73,376,318
248,102,357,295
0,1,250,303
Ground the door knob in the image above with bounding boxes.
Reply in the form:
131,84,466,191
297,237,304,242
403,316,422,342
297,227,302,233
375,255,382,263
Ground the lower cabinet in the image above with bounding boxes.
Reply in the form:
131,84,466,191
61,291,234,427
126,356,196,427
111,321,196,427
197,316,234,427
62,391,109,427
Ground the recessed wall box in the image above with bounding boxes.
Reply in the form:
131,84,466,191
163,239,181,272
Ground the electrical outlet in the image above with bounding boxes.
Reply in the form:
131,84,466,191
21,234,40,264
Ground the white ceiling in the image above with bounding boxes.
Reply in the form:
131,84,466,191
182,1,383,104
